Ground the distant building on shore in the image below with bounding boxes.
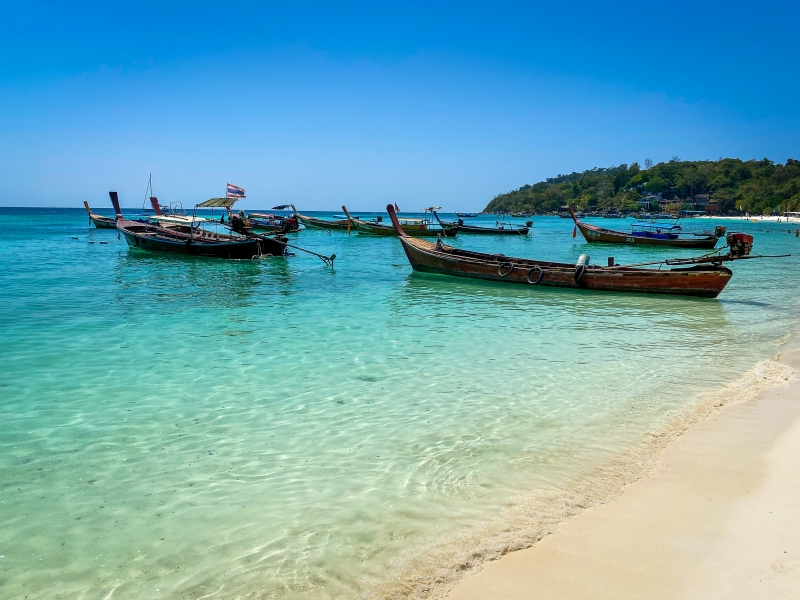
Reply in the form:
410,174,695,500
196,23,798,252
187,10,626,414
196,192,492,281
649,193,714,214
691,194,710,210
638,193,662,210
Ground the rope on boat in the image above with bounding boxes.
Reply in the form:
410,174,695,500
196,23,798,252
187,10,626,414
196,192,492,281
245,230,336,266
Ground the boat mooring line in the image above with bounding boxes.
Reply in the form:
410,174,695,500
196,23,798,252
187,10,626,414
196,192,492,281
247,230,336,266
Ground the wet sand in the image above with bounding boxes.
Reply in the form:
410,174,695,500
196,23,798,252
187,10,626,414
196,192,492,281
449,345,800,600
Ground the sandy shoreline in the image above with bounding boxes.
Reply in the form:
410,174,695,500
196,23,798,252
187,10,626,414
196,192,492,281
448,345,800,599
696,214,800,223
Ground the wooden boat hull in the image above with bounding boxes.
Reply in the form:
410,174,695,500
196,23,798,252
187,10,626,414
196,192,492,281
295,213,350,230
575,221,719,248
117,220,287,259
433,211,528,235
90,214,117,228
399,237,730,297
84,200,117,228
568,208,719,249
386,206,732,298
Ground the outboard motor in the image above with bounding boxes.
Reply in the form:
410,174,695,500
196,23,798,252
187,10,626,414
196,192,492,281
525,220,533,227
458,218,464,225
727,233,753,257
714,225,727,238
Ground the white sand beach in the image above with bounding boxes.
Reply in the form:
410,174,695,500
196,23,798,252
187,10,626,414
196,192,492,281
697,215,800,223
449,345,800,600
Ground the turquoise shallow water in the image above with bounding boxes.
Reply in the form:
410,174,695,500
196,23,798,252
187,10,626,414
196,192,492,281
1,208,799,599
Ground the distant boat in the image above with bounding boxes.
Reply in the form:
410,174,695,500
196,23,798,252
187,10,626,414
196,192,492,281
387,204,759,298
83,201,117,229
432,210,529,235
341,206,458,237
559,207,585,218
293,207,351,230
456,212,478,218
569,207,724,249
85,195,156,228
239,205,300,233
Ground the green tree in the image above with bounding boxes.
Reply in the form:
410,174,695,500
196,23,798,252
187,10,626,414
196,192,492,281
645,176,667,194
483,158,800,216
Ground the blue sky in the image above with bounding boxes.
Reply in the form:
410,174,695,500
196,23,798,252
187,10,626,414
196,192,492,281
1,1,798,209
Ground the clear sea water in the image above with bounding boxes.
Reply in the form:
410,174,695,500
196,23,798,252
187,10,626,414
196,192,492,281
1,207,799,599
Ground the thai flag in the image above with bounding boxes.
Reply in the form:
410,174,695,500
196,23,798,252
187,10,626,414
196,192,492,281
226,183,246,198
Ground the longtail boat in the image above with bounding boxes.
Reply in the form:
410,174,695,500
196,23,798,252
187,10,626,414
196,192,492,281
342,206,458,237
84,200,117,228
386,204,767,298
111,193,288,259
291,205,351,230
242,205,300,233
569,207,724,249
456,212,478,218
432,209,529,235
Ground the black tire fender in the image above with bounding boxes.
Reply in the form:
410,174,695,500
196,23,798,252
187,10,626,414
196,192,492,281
526,266,544,284
498,261,514,277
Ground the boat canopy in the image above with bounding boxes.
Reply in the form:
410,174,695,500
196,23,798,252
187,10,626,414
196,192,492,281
422,206,442,211
197,197,239,208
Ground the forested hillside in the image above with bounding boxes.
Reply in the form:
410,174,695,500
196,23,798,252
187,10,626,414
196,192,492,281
485,158,800,215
